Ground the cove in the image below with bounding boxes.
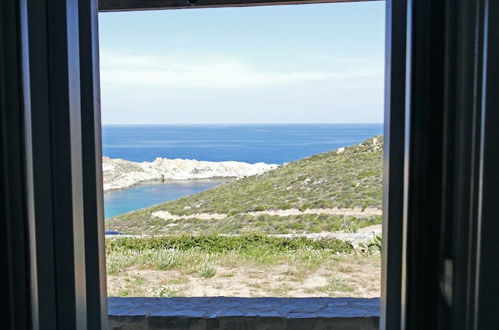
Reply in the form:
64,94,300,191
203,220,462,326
104,179,230,219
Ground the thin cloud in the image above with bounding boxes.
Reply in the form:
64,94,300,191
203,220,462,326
100,52,382,89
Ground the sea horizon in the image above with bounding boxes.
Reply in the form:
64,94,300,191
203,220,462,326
102,123,383,165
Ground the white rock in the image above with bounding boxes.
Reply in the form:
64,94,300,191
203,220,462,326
102,157,278,192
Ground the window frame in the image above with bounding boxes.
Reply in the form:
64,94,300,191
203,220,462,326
17,0,401,329
97,0,406,328
98,0,376,11
9,0,499,329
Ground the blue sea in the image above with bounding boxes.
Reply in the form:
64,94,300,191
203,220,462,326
103,124,383,218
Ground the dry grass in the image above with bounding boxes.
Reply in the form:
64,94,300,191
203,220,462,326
106,248,380,298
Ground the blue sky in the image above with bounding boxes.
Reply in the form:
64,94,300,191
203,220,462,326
98,2,385,124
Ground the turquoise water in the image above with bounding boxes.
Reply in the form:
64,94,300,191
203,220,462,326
104,179,230,218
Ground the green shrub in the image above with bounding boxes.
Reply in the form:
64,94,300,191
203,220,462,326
106,234,353,255
358,234,382,256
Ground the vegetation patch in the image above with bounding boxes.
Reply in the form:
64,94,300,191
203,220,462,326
107,213,381,236
106,234,353,255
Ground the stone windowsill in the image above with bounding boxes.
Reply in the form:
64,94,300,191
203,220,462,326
108,297,380,330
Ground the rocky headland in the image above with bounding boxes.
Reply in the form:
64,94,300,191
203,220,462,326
102,157,278,192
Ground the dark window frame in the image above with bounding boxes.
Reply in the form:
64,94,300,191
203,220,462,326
14,0,404,328
96,2,404,327
3,0,498,329
97,0,406,328
98,0,376,12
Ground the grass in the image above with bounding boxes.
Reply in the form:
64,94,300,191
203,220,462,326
106,238,381,297
199,266,216,278
105,235,381,297
328,276,355,293
106,136,383,235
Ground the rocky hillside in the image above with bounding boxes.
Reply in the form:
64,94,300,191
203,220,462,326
106,136,383,235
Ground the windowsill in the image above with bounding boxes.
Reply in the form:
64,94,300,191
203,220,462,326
108,297,380,329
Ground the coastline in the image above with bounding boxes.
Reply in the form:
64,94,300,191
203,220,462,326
102,156,278,192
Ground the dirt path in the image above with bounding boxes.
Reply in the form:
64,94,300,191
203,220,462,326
151,207,382,221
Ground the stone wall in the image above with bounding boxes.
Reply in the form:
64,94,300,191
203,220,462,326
108,297,379,330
